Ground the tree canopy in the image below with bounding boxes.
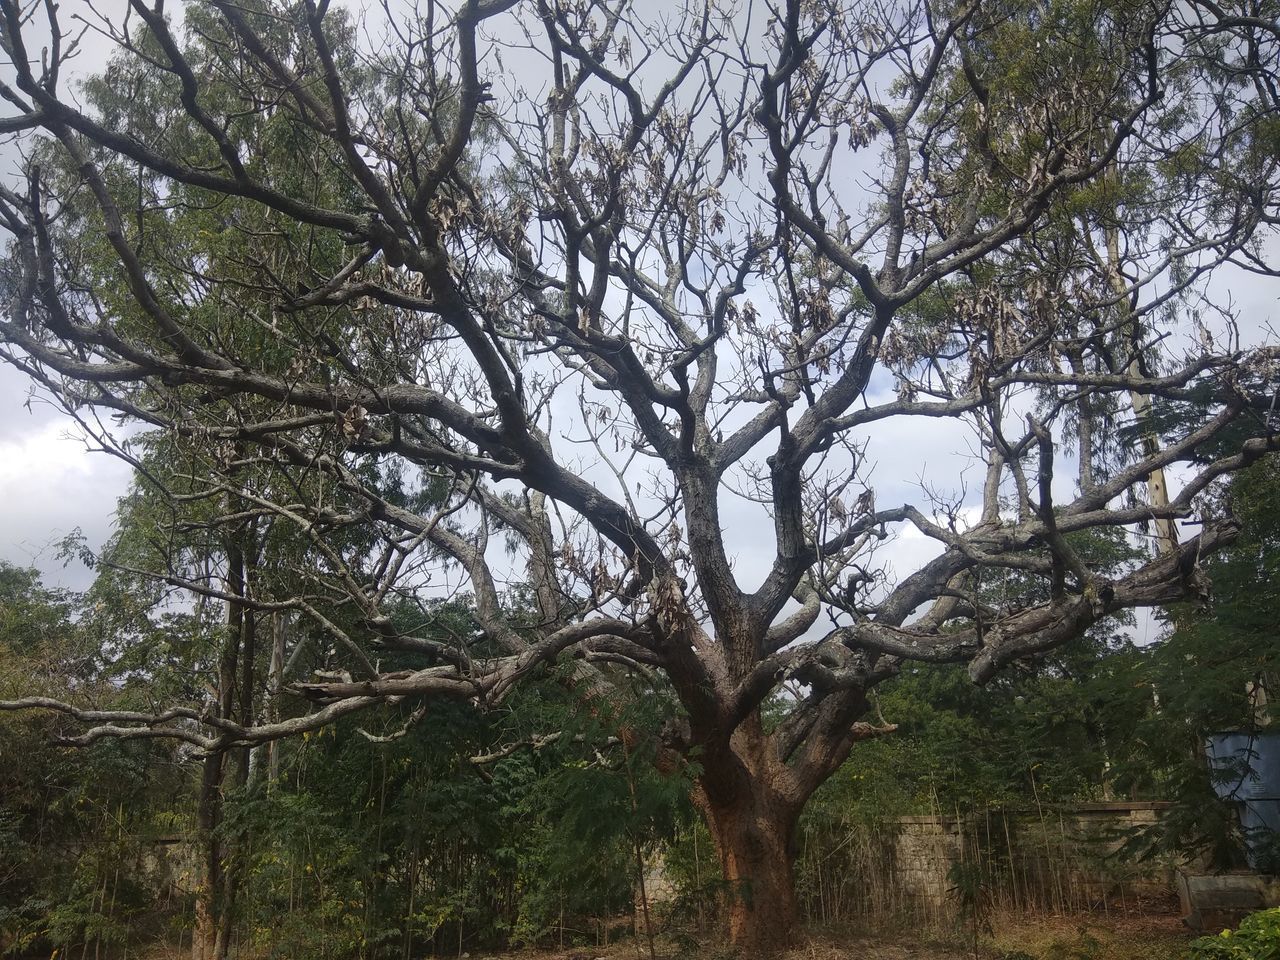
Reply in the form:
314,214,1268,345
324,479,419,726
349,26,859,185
0,0,1278,952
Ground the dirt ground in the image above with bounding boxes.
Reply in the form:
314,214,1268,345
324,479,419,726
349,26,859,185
471,913,1195,960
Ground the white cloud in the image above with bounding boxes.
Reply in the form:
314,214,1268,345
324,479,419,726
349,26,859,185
0,413,131,589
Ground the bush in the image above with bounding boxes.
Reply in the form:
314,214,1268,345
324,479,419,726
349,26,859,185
1188,908,1280,959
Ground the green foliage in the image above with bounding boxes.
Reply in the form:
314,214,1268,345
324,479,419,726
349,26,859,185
805,634,1149,820
793,626,1159,926
658,821,724,930
211,673,696,958
948,858,993,928
3,612,692,959
1187,908,1280,960
1110,456,1280,866
0,564,182,959
11,462,1280,954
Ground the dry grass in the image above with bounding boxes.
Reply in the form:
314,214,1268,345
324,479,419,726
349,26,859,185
111,912,1194,960
451,912,1193,960
792,914,1191,960
982,912,1193,960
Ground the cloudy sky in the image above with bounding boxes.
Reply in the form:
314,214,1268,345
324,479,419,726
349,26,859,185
0,367,133,588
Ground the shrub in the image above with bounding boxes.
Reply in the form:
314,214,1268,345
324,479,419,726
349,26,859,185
1188,908,1280,960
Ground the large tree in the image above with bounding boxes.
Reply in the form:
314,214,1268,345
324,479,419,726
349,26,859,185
1,0,1278,951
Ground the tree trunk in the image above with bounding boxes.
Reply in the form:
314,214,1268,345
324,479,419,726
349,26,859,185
1104,201,1177,558
693,716,803,956
267,612,286,787
193,535,248,960
701,787,799,955
1125,378,1179,555
191,750,226,960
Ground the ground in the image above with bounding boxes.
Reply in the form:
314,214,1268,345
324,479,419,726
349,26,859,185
453,913,1195,960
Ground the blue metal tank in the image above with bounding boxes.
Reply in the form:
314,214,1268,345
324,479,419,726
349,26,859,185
1206,731,1280,870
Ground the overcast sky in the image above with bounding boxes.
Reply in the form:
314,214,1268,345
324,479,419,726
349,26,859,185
0,368,132,589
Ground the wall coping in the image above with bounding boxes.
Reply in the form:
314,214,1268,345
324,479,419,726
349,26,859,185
893,801,1173,825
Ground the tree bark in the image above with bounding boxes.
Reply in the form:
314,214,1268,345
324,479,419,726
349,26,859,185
1104,199,1178,557
1125,378,1180,555
693,717,802,956
700,784,799,956
191,749,227,960
192,538,247,960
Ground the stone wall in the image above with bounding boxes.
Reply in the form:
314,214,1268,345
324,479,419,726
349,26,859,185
643,802,1183,929
785,800,1187,926
887,802,1177,915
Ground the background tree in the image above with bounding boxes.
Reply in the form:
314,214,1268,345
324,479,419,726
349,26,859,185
0,0,1278,952
1111,453,1280,868
0,559,690,960
0,563,185,959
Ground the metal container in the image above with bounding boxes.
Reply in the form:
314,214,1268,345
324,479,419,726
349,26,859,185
1206,731,1280,869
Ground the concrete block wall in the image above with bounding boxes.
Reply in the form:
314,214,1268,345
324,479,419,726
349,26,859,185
885,802,1178,913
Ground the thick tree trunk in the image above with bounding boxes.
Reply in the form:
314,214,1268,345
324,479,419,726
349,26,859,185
693,716,803,956
702,792,799,955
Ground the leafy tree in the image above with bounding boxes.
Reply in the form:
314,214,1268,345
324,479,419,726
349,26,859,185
0,565,180,959
197,663,691,958
1,0,1278,952
1108,455,1280,867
